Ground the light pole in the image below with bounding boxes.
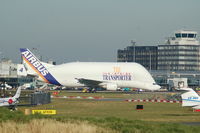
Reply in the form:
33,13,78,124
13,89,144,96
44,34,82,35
149,50,151,71
0,52,2,61
131,40,136,62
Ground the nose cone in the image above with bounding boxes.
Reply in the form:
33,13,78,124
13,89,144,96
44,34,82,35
153,85,161,90
143,83,161,91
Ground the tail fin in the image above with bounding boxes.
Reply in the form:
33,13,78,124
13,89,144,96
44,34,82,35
17,64,27,76
181,88,200,107
20,48,61,86
13,86,22,99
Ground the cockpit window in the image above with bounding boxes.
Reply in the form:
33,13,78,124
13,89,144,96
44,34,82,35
153,83,157,85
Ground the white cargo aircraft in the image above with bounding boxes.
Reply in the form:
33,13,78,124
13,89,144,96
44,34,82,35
20,48,160,91
0,86,21,108
181,88,200,109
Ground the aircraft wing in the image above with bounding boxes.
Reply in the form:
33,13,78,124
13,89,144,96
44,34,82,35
76,78,103,87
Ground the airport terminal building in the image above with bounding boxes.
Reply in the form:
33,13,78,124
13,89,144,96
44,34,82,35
0,59,34,88
117,30,200,71
157,30,200,71
117,30,200,89
117,45,158,70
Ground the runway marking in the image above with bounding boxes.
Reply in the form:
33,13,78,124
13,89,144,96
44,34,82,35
125,99,182,103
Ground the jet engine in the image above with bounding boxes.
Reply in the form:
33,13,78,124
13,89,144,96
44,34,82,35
8,99,13,104
101,83,118,91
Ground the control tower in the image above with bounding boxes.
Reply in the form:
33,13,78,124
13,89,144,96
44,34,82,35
166,30,199,45
158,30,200,71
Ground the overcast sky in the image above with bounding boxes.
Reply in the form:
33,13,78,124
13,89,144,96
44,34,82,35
0,0,200,64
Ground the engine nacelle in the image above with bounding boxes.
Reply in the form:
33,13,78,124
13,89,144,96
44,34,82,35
104,83,118,91
8,99,13,104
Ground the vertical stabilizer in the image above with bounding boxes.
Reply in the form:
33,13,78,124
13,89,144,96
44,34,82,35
20,48,61,86
17,64,27,76
13,86,22,99
181,88,200,107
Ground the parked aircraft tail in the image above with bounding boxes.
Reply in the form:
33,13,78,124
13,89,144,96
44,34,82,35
20,48,61,86
13,86,22,99
180,88,200,108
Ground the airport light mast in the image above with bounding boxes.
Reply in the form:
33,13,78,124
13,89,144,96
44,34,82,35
131,40,136,62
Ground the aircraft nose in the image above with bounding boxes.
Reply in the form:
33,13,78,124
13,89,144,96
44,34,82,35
144,84,161,91
151,85,161,90
155,85,161,90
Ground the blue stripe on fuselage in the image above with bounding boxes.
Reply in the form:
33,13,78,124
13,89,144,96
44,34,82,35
182,99,200,102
